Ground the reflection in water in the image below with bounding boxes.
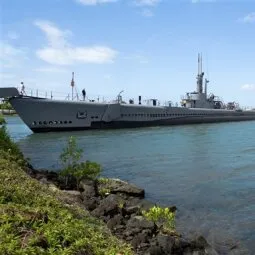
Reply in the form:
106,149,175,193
5,116,255,254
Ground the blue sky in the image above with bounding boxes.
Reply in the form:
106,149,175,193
1,0,255,107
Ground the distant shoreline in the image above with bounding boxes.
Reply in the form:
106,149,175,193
0,109,17,115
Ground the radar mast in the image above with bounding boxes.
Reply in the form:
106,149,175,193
196,53,204,94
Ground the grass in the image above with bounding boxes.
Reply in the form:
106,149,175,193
0,126,133,255
0,115,6,125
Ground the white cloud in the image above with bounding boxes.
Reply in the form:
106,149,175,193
36,47,117,65
134,0,161,6
76,0,118,5
34,20,71,48
241,84,255,91
238,12,255,23
35,20,118,65
141,9,154,17
0,42,28,68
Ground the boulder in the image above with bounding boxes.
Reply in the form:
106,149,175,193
82,197,98,211
125,197,155,212
126,216,156,232
79,179,98,211
107,215,124,230
123,228,141,238
80,185,96,198
145,245,164,255
131,231,150,249
156,234,175,254
189,235,219,255
98,178,145,198
91,194,123,218
60,190,83,205
124,205,141,215
79,179,96,197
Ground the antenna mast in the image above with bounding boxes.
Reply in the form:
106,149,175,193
196,53,204,94
198,53,200,75
71,72,75,101
200,53,203,74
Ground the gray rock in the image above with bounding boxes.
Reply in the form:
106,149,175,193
145,245,164,255
126,197,155,211
126,236,133,242
115,224,125,230
124,227,141,237
79,179,96,197
98,178,145,198
126,216,155,231
82,197,98,211
142,229,152,237
157,234,175,254
91,194,121,217
131,232,150,248
62,190,81,196
140,242,150,249
107,215,123,230
38,177,49,185
191,235,209,249
124,230,134,237
125,205,141,215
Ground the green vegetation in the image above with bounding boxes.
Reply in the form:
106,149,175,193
0,126,25,167
0,127,133,255
97,177,110,184
0,115,6,125
0,101,13,110
142,206,176,233
98,188,111,197
59,136,101,189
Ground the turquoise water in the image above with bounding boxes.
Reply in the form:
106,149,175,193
4,116,255,254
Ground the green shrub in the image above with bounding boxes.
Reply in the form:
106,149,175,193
0,115,6,125
59,136,101,189
0,126,26,167
142,206,176,233
98,177,110,184
0,101,13,110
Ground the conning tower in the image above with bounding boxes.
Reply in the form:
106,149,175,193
181,54,223,109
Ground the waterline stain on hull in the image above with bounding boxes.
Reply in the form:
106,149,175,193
30,116,255,133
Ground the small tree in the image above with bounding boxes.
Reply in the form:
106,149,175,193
59,136,101,189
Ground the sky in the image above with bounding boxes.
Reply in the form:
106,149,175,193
1,0,255,107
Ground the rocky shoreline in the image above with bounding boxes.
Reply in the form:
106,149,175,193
27,167,219,255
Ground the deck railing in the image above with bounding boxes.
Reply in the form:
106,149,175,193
16,87,177,107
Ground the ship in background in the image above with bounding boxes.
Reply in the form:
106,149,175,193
1,54,255,133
